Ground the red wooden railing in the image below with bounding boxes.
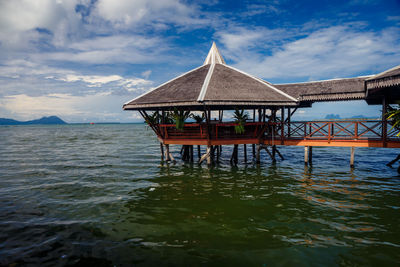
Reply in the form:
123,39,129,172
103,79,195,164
157,120,399,142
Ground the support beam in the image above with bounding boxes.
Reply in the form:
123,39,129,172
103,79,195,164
206,146,212,165
256,144,261,164
197,145,201,159
387,154,400,167
160,143,164,161
230,145,239,165
271,145,277,163
244,144,247,163
382,96,387,147
304,146,312,165
350,147,355,168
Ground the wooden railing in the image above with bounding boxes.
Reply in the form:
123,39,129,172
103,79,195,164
158,120,399,142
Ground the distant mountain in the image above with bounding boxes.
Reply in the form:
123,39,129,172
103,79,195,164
0,116,67,125
350,115,367,119
325,114,341,120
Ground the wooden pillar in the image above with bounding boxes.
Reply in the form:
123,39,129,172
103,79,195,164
287,108,291,137
244,144,247,162
190,145,194,162
197,145,201,159
165,144,171,161
304,146,313,165
160,143,164,161
256,144,261,164
382,96,387,147
230,145,238,165
350,147,355,168
272,145,276,162
206,146,212,165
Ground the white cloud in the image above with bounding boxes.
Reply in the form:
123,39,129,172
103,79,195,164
94,0,205,28
220,25,400,81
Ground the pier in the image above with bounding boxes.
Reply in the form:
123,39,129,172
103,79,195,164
124,42,400,166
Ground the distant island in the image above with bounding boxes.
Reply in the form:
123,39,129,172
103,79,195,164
324,114,369,120
0,116,67,125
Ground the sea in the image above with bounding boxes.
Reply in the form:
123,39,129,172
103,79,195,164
0,124,399,266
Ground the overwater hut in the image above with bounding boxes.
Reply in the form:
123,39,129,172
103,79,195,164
123,43,400,166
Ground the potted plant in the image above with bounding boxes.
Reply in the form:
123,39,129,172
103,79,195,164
233,108,249,134
190,113,205,123
171,108,190,130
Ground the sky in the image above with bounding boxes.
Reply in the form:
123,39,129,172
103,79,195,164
0,0,399,123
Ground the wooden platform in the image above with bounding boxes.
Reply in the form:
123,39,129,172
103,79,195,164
159,120,400,148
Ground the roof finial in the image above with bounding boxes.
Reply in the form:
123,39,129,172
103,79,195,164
203,41,225,65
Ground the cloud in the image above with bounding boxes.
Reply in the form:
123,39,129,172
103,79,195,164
219,25,400,81
0,93,138,122
93,0,206,28
39,35,168,64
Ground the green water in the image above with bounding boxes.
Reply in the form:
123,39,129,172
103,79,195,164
0,124,399,266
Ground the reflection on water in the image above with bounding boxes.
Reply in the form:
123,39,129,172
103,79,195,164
0,124,399,266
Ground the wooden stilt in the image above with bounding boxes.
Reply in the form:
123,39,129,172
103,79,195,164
160,143,164,161
387,154,400,167
230,145,238,165
272,145,276,162
256,144,261,164
274,146,284,160
252,144,255,157
197,145,201,160
244,144,247,163
264,146,273,159
304,146,309,165
206,146,212,165
216,145,220,162
350,147,355,168
165,144,171,161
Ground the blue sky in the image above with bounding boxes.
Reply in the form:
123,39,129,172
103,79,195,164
0,0,399,122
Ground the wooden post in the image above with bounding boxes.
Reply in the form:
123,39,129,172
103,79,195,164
281,108,284,144
230,145,238,165
206,146,212,165
197,145,201,159
165,144,171,161
272,145,276,162
160,143,164,161
305,146,313,165
244,144,247,163
190,145,194,162
256,144,261,164
382,96,387,147
287,108,291,137
350,147,355,168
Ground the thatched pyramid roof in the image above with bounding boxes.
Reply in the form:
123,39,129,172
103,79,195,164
123,42,298,110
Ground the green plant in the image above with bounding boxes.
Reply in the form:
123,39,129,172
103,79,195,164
144,112,159,125
387,105,400,136
233,108,249,134
171,108,191,130
190,113,205,123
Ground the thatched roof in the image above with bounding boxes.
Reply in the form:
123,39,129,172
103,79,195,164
123,42,399,110
123,42,298,110
365,64,400,104
366,64,400,89
274,76,371,102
